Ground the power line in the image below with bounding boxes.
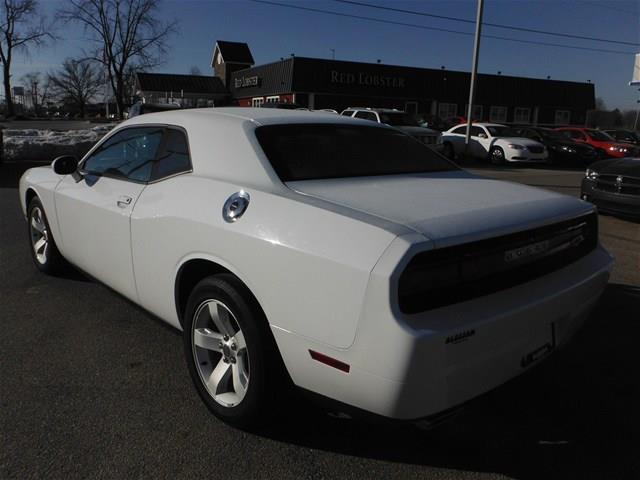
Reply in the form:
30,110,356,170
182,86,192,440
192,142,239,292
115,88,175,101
333,0,639,47
250,0,635,56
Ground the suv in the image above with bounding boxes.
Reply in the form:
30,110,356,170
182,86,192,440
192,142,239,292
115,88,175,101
555,127,638,158
341,108,443,152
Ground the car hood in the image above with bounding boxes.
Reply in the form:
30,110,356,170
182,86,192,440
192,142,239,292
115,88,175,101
591,157,640,176
286,170,591,247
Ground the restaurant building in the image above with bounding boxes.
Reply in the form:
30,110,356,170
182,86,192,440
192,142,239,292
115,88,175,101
221,43,594,125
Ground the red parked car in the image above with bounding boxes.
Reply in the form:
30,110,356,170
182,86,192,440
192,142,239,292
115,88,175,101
555,127,639,158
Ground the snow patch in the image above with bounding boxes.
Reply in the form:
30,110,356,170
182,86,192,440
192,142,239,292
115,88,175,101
3,125,116,161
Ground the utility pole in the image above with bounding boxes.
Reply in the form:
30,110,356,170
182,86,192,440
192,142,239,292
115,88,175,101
330,48,335,60
464,0,484,156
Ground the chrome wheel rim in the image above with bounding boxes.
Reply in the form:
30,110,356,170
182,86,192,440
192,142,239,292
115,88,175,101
29,206,49,265
492,149,504,163
192,299,250,407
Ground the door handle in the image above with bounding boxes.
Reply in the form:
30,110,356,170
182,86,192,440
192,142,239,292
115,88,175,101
117,195,133,208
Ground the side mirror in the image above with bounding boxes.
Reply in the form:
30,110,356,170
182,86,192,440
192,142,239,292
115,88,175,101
477,132,487,139
52,155,79,175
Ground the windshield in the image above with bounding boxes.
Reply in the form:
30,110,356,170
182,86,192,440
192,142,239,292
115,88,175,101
486,126,519,137
538,129,566,140
255,124,457,182
378,112,420,127
587,130,614,141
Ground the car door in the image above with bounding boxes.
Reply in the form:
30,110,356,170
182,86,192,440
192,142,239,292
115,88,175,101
469,126,490,157
54,126,164,301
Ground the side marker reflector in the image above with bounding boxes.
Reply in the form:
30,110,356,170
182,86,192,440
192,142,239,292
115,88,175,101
309,350,350,373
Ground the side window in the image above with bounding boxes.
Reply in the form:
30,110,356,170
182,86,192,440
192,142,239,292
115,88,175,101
451,126,467,135
82,127,163,182
470,126,485,137
341,110,354,117
354,111,377,121
152,129,191,180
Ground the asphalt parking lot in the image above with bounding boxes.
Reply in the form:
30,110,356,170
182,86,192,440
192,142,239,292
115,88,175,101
1,161,639,480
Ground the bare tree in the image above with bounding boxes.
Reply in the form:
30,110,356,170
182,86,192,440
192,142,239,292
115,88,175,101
20,70,48,114
48,59,102,118
0,0,54,117
188,65,202,76
59,0,177,119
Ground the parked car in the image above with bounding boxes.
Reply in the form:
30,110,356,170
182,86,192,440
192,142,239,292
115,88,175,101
341,108,442,151
581,157,640,218
442,123,548,164
603,129,640,146
513,126,598,165
555,127,639,159
19,108,612,428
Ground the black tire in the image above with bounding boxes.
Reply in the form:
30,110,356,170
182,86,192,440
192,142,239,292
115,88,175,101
490,146,506,165
27,197,66,274
442,142,455,160
183,273,286,429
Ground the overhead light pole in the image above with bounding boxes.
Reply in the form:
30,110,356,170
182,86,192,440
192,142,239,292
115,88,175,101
464,0,484,156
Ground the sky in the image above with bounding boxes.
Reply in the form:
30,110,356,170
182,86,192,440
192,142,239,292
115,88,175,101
13,0,640,111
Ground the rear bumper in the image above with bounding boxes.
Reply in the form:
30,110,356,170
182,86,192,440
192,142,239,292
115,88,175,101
275,243,613,420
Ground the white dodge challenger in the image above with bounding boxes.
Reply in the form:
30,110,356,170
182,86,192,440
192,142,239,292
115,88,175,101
19,108,613,427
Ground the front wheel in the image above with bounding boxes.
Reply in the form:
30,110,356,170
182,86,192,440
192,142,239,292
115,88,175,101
27,197,66,274
183,274,284,429
490,146,506,165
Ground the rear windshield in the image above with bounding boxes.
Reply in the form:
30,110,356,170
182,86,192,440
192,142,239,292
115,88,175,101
255,124,457,182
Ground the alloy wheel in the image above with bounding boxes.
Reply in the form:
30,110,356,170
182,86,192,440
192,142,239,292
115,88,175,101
191,299,250,408
29,206,49,265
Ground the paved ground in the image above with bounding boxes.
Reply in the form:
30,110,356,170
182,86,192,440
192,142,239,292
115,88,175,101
1,162,639,480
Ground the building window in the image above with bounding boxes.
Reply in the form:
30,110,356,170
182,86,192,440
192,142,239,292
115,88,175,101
555,110,570,125
252,97,264,107
266,96,280,103
438,102,457,118
489,106,507,123
465,104,483,121
514,107,530,123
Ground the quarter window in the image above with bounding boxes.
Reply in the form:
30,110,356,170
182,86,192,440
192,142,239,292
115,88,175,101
354,111,378,121
152,129,191,181
82,127,163,182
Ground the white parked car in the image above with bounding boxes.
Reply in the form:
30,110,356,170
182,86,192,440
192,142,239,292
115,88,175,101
442,123,549,164
19,108,612,428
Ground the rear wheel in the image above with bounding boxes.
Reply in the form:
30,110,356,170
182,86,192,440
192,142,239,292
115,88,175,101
27,197,66,274
490,146,506,165
183,274,285,428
